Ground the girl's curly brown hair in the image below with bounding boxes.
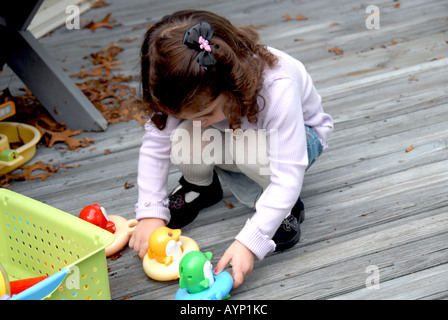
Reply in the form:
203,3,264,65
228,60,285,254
140,10,278,130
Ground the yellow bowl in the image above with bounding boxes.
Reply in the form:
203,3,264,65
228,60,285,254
0,122,41,175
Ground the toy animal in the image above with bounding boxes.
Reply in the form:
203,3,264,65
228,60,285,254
147,227,183,265
79,204,138,257
79,203,116,233
142,227,199,281
175,251,233,300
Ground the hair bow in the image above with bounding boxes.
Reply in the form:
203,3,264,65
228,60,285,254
182,21,217,70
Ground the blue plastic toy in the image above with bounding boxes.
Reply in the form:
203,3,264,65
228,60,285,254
175,251,233,300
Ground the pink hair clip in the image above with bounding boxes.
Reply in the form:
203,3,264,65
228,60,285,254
198,36,212,52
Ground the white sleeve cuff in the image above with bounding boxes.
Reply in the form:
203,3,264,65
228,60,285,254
235,218,276,260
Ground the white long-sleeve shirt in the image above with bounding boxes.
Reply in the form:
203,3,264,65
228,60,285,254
135,47,333,260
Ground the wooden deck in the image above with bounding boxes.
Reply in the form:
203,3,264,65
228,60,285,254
2,0,448,300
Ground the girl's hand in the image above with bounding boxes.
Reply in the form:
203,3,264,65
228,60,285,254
129,218,166,259
214,240,255,289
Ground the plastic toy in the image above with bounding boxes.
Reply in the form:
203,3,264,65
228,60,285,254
0,263,10,298
79,204,116,233
142,227,199,281
9,268,70,300
79,204,138,257
0,262,50,299
105,215,138,257
0,101,16,121
175,251,233,300
0,121,41,175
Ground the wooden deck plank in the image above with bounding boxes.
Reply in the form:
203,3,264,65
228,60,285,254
2,0,447,300
235,211,448,300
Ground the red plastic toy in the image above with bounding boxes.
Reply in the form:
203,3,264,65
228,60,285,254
10,276,49,295
79,203,116,234
1,263,48,298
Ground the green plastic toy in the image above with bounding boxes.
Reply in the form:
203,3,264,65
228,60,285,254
179,251,214,294
176,250,233,300
0,149,19,162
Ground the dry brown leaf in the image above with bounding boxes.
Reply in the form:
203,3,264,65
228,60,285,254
347,67,384,76
1,161,81,185
223,200,234,209
91,0,109,8
36,125,92,150
284,14,308,21
119,37,140,43
83,13,120,32
328,47,344,55
124,181,135,189
73,45,147,125
132,24,153,31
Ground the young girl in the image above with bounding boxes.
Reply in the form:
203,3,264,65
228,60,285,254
129,10,333,289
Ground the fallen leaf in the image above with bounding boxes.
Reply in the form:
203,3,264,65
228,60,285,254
347,67,384,76
119,37,140,43
131,24,153,31
73,45,147,125
384,1,401,8
1,88,97,152
247,24,268,30
328,47,344,55
83,13,121,32
91,0,109,8
283,14,308,21
409,77,419,81
223,200,234,209
36,125,94,150
405,145,415,152
124,181,135,189
1,161,81,185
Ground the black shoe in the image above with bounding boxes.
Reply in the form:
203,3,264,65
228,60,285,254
273,198,305,252
166,171,223,229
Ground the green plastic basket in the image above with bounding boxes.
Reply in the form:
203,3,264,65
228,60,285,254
0,189,115,300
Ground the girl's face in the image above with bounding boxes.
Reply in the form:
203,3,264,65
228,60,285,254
178,93,227,127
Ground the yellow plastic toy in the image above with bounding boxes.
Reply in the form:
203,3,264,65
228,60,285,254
142,227,199,281
0,263,11,298
0,101,16,121
0,121,41,175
